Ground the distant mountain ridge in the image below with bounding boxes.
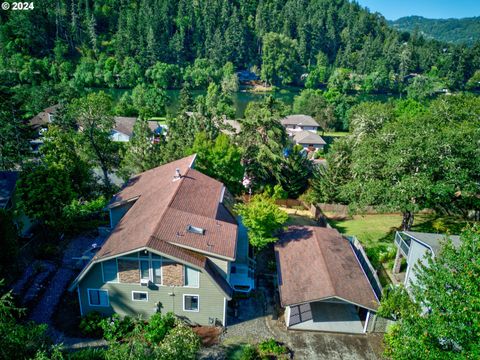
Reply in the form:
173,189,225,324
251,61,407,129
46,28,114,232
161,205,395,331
389,15,480,46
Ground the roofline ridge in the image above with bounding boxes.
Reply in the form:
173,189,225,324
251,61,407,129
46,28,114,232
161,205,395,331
313,227,336,296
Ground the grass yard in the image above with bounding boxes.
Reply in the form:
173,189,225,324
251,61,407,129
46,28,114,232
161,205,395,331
321,131,350,137
149,117,167,125
326,212,475,284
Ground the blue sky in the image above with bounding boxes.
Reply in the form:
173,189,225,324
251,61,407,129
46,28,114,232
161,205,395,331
356,0,480,20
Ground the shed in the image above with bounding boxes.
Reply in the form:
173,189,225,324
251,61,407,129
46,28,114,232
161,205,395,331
275,226,379,333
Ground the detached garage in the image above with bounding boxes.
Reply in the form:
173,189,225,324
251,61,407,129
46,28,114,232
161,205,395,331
275,226,379,334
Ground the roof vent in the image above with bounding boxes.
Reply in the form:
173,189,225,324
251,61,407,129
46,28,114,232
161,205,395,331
173,168,182,181
187,225,205,235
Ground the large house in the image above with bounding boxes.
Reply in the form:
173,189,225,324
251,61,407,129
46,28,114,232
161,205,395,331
291,130,327,152
392,231,461,289
69,155,254,326
275,226,379,334
281,115,326,152
281,115,319,133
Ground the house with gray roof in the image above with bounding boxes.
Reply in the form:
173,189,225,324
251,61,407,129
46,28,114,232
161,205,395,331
291,130,327,152
69,155,254,326
281,114,320,133
112,117,166,142
392,231,461,290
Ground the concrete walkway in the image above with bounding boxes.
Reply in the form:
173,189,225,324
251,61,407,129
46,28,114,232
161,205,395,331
27,233,108,348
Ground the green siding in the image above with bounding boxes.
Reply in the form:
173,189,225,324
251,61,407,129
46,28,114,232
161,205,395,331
208,256,229,279
79,262,226,326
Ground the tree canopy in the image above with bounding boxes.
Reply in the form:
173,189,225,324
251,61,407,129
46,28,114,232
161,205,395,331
381,227,480,359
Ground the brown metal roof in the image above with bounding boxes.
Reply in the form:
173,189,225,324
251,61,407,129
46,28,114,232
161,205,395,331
275,226,379,311
96,155,237,261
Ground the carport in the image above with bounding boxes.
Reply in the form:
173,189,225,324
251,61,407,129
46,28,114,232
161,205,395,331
275,226,379,334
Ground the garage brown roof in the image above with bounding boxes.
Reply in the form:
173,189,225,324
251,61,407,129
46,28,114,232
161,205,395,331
96,155,238,261
275,226,379,311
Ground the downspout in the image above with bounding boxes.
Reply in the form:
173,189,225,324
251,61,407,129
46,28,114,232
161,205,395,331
77,286,83,316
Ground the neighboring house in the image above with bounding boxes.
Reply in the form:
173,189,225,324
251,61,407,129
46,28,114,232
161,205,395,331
0,171,33,237
111,117,167,142
392,231,461,289
281,114,320,133
29,104,60,132
275,226,379,334
291,130,326,152
28,104,61,153
69,155,254,326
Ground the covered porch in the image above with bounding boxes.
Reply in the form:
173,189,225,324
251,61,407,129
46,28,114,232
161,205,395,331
286,299,370,334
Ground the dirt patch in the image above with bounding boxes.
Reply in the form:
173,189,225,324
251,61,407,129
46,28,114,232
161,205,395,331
193,326,223,347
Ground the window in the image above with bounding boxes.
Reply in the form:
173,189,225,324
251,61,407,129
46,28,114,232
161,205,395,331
102,259,118,282
152,260,162,284
183,295,199,312
132,291,148,301
184,266,199,287
140,260,149,280
88,289,109,307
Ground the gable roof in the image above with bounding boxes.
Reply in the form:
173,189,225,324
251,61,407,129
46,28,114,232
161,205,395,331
98,155,237,261
29,104,61,130
403,231,461,256
281,115,319,127
0,171,19,209
292,130,326,145
113,117,137,137
275,226,379,311
69,155,236,298
113,117,166,137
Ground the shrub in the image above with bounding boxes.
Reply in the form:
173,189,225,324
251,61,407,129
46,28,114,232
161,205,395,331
67,348,106,360
239,344,260,360
79,311,104,338
100,314,135,342
155,322,201,360
257,338,288,357
144,312,176,344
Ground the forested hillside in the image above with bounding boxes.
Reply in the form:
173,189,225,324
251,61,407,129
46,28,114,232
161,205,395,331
390,16,480,46
1,0,480,104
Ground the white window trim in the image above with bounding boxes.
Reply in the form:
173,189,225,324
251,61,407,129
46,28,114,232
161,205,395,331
87,288,109,307
152,258,163,286
184,266,200,288
101,259,119,283
139,259,150,280
183,294,200,312
132,291,149,302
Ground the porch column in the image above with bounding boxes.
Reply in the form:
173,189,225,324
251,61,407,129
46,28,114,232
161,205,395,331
363,311,371,333
392,247,403,274
285,306,291,327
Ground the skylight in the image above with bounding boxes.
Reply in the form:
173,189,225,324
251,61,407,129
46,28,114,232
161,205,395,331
186,225,205,235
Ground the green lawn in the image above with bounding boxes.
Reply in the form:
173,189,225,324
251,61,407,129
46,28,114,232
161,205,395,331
327,213,474,283
149,117,167,125
321,131,350,137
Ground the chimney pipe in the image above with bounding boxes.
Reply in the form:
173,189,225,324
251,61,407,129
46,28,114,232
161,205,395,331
173,168,182,181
